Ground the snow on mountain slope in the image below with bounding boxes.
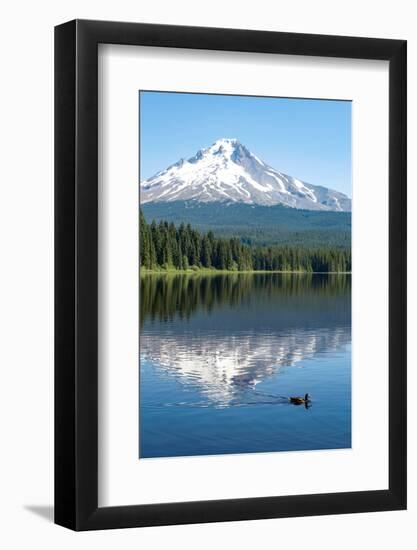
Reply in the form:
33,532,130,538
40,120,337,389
140,138,351,212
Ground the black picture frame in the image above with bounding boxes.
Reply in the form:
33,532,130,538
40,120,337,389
55,19,407,531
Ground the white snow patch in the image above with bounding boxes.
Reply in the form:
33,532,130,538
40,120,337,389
293,178,317,202
251,153,265,166
265,171,290,194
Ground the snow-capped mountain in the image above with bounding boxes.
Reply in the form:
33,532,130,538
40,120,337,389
140,138,351,212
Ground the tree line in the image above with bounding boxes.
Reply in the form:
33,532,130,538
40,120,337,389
140,211,351,273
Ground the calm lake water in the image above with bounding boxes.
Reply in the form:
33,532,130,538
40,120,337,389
139,273,351,458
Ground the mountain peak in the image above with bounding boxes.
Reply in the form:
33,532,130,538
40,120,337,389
209,137,243,151
190,138,246,161
212,137,239,146
141,139,351,212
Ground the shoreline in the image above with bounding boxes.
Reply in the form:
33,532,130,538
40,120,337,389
140,268,352,276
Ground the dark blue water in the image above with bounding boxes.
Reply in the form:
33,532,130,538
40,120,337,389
139,273,351,458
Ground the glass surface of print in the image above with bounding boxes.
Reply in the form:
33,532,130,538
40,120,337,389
139,91,352,459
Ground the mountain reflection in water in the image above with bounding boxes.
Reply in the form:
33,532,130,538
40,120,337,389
140,273,351,457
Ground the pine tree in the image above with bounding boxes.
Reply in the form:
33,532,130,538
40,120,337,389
201,236,212,267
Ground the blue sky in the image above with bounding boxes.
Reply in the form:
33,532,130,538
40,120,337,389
140,91,352,197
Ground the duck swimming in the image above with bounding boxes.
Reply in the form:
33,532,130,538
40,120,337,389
289,393,311,405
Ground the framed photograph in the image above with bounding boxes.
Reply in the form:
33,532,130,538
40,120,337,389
55,19,406,530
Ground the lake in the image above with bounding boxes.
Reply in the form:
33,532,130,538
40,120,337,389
139,273,351,458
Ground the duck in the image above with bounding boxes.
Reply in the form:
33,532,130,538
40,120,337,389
289,393,311,405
